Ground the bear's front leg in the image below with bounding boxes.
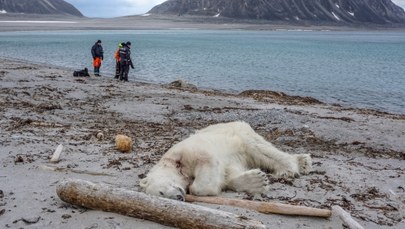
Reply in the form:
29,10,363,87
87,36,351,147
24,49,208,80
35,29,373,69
189,162,224,196
226,169,269,194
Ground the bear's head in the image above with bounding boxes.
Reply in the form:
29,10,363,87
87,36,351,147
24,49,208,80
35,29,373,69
140,176,186,201
140,154,191,201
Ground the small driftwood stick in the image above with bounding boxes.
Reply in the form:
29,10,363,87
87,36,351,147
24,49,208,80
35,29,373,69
332,206,364,229
56,179,266,229
185,195,331,218
49,144,63,163
41,165,112,176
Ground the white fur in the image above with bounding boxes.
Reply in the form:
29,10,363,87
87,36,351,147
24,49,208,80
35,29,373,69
140,121,312,200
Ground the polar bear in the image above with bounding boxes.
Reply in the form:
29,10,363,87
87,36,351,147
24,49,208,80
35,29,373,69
140,121,312,201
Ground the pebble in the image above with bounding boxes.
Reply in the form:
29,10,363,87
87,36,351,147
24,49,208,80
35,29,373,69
22,216,41,224
62,214,72,219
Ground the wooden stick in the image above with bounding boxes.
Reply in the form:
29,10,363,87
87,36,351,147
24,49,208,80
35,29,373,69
332,206,364,229
50,144,63,163
56,179,266,229
186,195,331,218
41,165,113,176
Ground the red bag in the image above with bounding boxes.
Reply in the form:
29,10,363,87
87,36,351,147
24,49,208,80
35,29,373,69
93,57,102,68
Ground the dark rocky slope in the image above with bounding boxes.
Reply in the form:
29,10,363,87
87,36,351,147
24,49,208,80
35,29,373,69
149,0,405,24
0,0,83,16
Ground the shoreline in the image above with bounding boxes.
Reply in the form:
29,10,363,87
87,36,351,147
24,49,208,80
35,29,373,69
0,57,404,228
3,55,405,118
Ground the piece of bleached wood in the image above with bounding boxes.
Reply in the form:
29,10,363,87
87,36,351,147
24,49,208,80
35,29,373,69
56,179,266,229
186,195,331,218
332,205,364,229
49,144,63,163
41,165,112,177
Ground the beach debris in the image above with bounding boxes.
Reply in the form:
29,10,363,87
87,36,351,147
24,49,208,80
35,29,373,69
41,165,112,177
96,131,104,141
21,216,41,224
85,223,99,229
388,189,396,196
332,205,364,229
183,104,193,110
10,118,67,130
316,115,354,123
105,159,122,169
67,163,79,169
12,154,35,164
61,214,72,219
239,89,323,105
74,78,86,83
0,190,5,216
36,103,62,112
0,70,7,77
57,179,266,229
50,144,63,163
14,155,24,164
115,135,133,153
167,80,197,90
186,195,331,218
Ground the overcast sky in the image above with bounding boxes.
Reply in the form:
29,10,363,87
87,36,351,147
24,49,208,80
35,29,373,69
65,0,405,18
393,0,405,9
64,0,166,18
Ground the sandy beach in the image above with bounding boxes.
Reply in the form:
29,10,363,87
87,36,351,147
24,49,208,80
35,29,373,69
0,56,404,228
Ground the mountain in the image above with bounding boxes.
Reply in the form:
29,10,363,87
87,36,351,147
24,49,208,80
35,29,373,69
0,0,83,16
148,0,405,24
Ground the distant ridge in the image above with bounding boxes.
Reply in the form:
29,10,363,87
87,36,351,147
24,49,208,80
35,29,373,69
149,0,405,24
0,0,83,17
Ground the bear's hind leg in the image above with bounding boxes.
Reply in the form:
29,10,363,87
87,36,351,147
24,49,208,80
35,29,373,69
296,154,312,175
226,169,269,194
244,133,312,178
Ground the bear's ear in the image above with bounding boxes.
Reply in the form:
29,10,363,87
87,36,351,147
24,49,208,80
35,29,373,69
139,178,149,188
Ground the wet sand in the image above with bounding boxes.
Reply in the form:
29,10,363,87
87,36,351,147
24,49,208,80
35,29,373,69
0,58,404,228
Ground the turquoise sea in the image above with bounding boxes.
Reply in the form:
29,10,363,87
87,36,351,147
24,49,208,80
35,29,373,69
0,30,404,114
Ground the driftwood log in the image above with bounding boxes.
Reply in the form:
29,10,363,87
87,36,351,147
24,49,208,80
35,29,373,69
185,195,331,218
56,179,266,229
49,144,63,163
332,206,364,229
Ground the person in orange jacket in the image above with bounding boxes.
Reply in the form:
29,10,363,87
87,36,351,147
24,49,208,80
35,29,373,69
91,40,104,76
114,42,125,79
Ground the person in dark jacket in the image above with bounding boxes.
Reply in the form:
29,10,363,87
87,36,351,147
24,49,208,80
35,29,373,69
118,41,134,81
91,40,104,76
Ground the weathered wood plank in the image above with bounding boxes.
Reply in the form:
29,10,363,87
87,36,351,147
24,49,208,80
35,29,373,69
186,195,331,218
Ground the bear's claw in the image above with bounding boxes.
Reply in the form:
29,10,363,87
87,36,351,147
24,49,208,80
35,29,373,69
297,154,312,175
